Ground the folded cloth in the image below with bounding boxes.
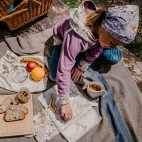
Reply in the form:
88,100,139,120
33,109,60,141
38,82,102,142
5,28,53,56
0,51,48,92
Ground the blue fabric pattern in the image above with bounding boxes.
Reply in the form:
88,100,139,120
8,4,14,14
85,69,132,142
8,0,24,14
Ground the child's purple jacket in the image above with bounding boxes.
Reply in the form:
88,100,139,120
53,16,103,95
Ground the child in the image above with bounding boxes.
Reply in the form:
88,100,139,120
49,0,139,121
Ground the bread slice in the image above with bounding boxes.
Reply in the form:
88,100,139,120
4,104,28,122
7,104,28,115
0,97,13,114
4,109,25,122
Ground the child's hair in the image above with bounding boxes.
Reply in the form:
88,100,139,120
86,8,107,27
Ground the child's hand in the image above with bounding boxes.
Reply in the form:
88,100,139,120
71,68,84,82
61,104,72,121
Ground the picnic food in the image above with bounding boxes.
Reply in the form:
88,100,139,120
26,61,37,72
89,84,101,91
20,57,48,74
7,104,28,115
18,88,31,103
49,93,58,113
0,96,29,122
4,104,28,122
0,97,13,114
31,67,45,81
4,110,25,122
87,81,105,99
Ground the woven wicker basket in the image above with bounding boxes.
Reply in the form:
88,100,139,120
0,0,52,31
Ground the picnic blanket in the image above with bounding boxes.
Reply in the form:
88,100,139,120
0,29,142,142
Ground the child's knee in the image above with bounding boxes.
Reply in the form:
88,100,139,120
101,46,122,65
49,45,61,82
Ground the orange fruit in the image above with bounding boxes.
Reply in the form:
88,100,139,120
31,67,45,81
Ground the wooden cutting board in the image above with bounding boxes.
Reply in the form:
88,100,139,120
0,94,33,137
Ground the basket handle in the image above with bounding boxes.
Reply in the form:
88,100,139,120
32,0,41,6
0,8,28,21
0,0,41,21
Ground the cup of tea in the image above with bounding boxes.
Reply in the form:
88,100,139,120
87,81,106,99
18,87,31,103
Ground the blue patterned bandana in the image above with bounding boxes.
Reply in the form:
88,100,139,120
102,5,139,44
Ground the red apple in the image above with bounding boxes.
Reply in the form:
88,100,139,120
26,61,37,72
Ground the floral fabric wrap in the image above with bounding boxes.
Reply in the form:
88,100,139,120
102,5,139,44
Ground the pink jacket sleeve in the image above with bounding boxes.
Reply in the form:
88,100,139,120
56,29,86,95
83,44,103,63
